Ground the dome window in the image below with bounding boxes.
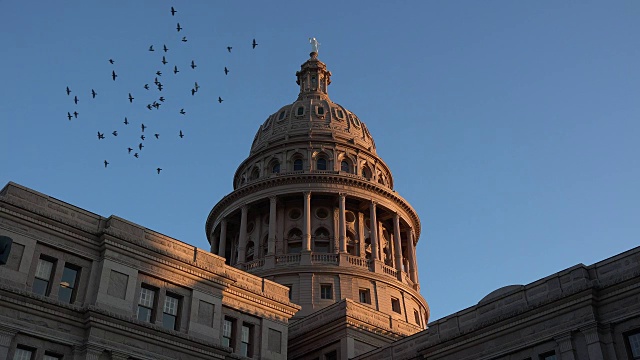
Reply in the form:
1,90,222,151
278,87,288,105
278,110,286,120
340,160,350,173
316,158,327,171
250,167,260,181
272,161,280,174
317,107,324,115
315,207,329,219
345,211,356,223
289,208,302,220
293,159,303,171
336,109,344,119
362,166,372,180
297,107,304,116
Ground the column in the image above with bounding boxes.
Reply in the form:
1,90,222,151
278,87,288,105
393,213,403,280
369,201,378,260
303,191,312,251
210,233,218,255
268,196,277,255
338,193,347,253
238,205,248,263
581,323,605,360
555,332,576,360
218,219,227,258
408,229,417,283
0,327,16,360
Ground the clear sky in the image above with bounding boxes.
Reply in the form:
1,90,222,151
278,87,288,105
1,1,639,322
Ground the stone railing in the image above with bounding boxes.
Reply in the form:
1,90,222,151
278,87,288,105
276,254,301,264
381,263,397,277
346,255,371,270
311,253,338,264
243,258,264,271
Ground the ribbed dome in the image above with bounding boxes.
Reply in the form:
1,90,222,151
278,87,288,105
249,53,376,156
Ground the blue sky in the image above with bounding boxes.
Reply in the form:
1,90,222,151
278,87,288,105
1,1,639,322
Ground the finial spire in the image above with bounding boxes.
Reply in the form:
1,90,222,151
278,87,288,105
309,37,320,56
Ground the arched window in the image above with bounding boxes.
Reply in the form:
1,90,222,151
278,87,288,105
341,160,350,173
314,227,331,253
250,167,260,181
246,241,254,262
287,228,302,254
293,159,303,171
346,231,358,256
272,161,280,174
297,106,304,116
362,166,372,180
316,157,327,171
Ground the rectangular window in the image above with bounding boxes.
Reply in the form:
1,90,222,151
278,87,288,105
44,353,63,360
359,289,371,304
33,257,55,296
162,293,180,330
628,331,640,359
539,352,556,360
240,323,253,357
13,347,34,360
320,284,332,299
325,350,338,360
223,317,235,350
414,309,421,325
137,286,157,323
58,263,80,303
391,297,401,313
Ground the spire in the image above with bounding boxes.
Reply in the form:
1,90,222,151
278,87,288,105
296,38,331,100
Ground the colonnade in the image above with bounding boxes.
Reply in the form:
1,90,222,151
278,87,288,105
210,192,419,283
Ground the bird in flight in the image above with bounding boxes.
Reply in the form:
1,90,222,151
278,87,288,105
74,95,79,104
162,56,167,65
173,65,179,74
144,84,150,90
149,45,154,52
128,147,133,154
156,71,162,76
171,6,176,16
157,83,163,91
163,44,169,52
97,132,105,139
218,96,224,103
227,46,232,53
134,153,139,158
91,89,97,98
112,131,118,136
112,71,117,81
141,123,147,132
139,143,144,150
252,38,258,49
66,86,71,95
194,82,200,91
191,60,196,69
154,77,159,85
158,96,165,102
182,36,187,42
154,133,159,139
73,111,78,118
104,160,109,168
67,112,72,120
224,67,229,75
179,130,184,138
146,104,152,110
157,168,162,174
191,88,196,96
176,23,182,32
124,117,129,125
141,134,146,140
152,101,161,109
179,109,185,115
109,59,114,64
128,93,134,103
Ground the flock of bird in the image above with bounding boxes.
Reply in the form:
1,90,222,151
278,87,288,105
65,6,259,174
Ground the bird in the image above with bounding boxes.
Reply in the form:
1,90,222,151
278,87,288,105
163,44,169,52
104,160,109,168
154,133,159,139
128,93,134,103
158,96,165,102
194,82,200,91
124,117,129,125
179,109,185,115
173,65,179,74
91,89,97,98
156,71,162,76
134,153,139,158
218,96,223,103
112,71,117,81
224,67,229,75
252,38,258,49
144,84,150,90
141,123,147,132
97,132,104,139
74,95,79,104
67,112,72,120
139,143,144,150
73,111,78,118
179,130,184,138
162,56,167,65
128,147,133,154
66,86,71,95
176,23,182,32
171,6,176,16
157,83,163,91
109,59,114,64
154,77,159,85
157,168,162,174
181,36,187,42
191,88,196,96
112,131,118,136
191,60,196,69
141,135,145,140
146,104,152,110
149,45,154,52
227,46,232,53
152,102,160,109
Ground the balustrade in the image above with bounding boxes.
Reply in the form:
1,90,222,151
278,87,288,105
276,254,301,264
311,253,338,264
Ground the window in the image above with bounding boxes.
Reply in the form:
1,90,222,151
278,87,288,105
297,106,304,116
391,297,401,313
58,263,80,303
314,227,331,253
240,323,253,357
44,353,62,360
33,257,55,296
316,157,327,170
223,317,236,349
272,162,280,173
359,289,371,304
162,293,180,330
278,110,286,120
250,167,260,180
629,330,640,359
137,286,157,323
414,309,421,326
293,158,303,171
341,160,350,173
320,284,332,299
325,351,338,360
539,352,556,360
317,106,324,115
13,347,34,360
362,166,372,180
287,228,302,254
